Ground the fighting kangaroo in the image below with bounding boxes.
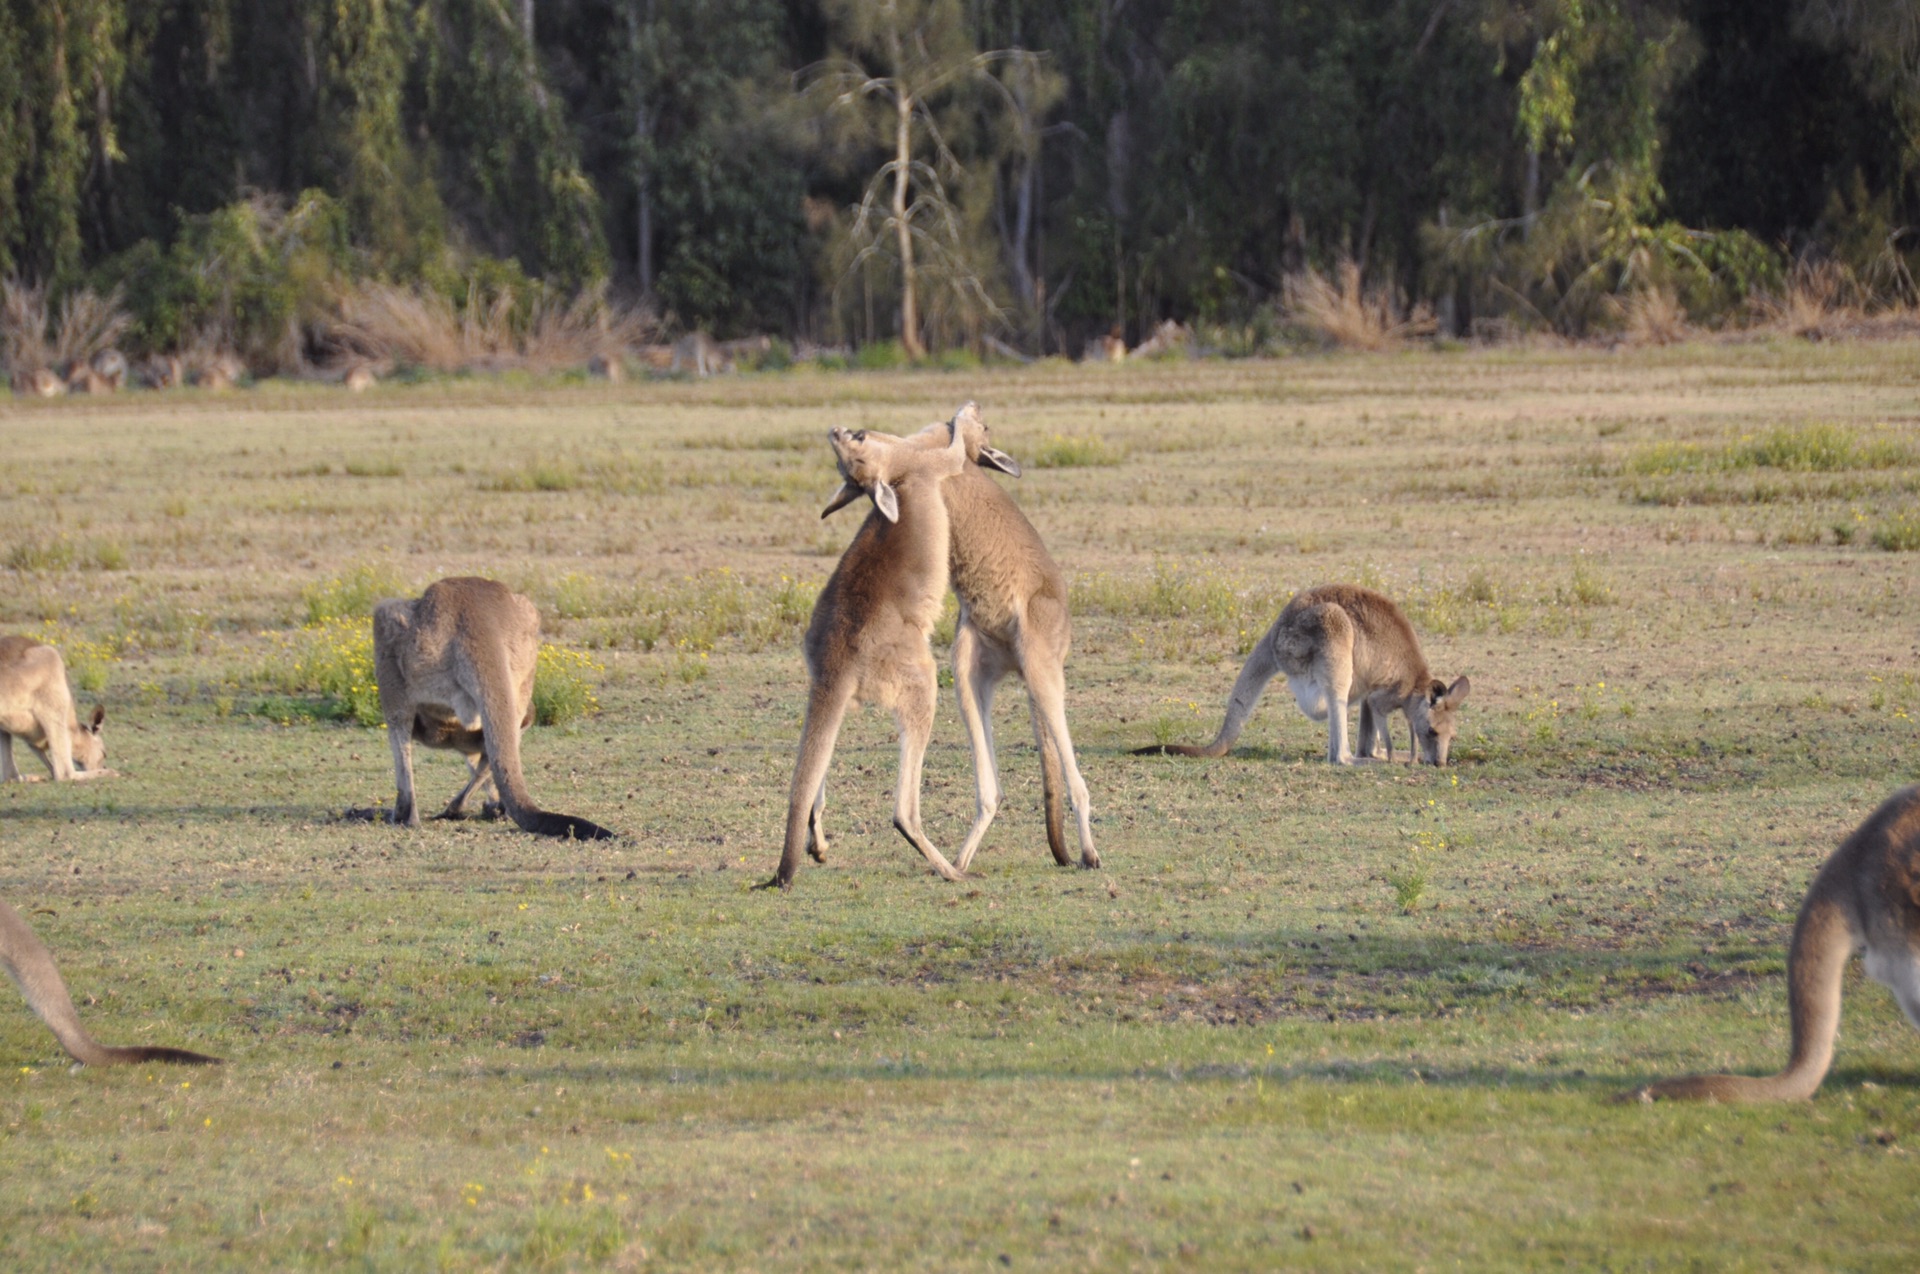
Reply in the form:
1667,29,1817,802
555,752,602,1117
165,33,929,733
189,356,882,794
1139,583,1469,766
1630,786,1920,1102
372,578,615,840
823,403,1099,871
766,414,968,888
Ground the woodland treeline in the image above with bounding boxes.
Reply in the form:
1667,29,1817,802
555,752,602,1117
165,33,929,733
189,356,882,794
4,0,1919,366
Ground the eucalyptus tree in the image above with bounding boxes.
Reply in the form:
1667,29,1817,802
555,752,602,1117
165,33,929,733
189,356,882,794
811,0,1042,356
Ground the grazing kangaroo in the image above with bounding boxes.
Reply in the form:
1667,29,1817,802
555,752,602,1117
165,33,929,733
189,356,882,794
1631,786,1920,1103
1139,583,1469,765
0,898,218,1067
766,416,969,888
0,636,106,782
372,578,615,840
823,403,1099,872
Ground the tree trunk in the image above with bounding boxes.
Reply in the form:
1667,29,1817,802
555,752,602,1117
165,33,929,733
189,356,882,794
520,0,535,43
637,106,653,295
626,1,654,296
891,69,924,359
1007,52,1036,313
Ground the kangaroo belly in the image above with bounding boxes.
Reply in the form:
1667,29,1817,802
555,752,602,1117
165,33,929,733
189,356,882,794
1287,674,1330,721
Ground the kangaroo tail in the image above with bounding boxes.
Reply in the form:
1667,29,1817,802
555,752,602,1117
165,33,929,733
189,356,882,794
1032,694,1071,866
0,900,220,1067
1634,892,1854,1102
1133,638,1279,759
475,648,616,841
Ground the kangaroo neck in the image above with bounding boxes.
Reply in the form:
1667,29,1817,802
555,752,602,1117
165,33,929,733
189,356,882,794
878,473,951,571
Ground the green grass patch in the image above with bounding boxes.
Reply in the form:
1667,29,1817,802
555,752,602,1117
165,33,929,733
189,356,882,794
303,564,406,625
0,344,1916,1267
1030,432,1125,468
1872,511,1920,551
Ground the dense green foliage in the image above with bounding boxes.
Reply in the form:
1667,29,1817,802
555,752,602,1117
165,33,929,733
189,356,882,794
3,0,1918,352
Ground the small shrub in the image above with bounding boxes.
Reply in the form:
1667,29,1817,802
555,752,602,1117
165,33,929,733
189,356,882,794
1626,424,1911,479
1622,287,1690,346
549,573,603,620
933,346,982,372
1284,261,1436,351
304,565,405,625
1559,560,1615,607
1386,862,1429,914
744,338,793,371
1872,513,1920,552
532,645,602,726
853,340,908,370
35,625,115,696
6,539,75,572
281,618,382,726
1031,434,1124,468
484,459,581,493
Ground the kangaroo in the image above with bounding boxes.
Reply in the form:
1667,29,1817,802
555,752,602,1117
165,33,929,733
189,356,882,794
0,898,218,1067
765,415,969,889
1138,583,1469,765
1630,786,1920,1103
823,403,1099,872
371,578,615,840
0,636,106,782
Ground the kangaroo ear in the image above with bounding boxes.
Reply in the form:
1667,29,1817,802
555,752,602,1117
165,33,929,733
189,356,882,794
977,445,1022,477
1428,679,1448,705
872,480,899,523
1443,676,1470,706
820,481,863,519
89,706,105,731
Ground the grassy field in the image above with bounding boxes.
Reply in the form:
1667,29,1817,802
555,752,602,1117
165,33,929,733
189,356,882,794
1,342,1917,1269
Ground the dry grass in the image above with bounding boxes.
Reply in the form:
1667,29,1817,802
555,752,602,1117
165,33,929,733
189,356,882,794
1284,261,1437,351
1,277,52,373
3,281,131,382
1621,286,1690,346
332,281,656,374
1759,260,1862,339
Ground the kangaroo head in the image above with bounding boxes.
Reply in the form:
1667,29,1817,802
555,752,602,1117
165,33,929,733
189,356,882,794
825,417,965,523
72,705,106,771
821,402,1017,518
947,401,1022,476
1406,676,1469,766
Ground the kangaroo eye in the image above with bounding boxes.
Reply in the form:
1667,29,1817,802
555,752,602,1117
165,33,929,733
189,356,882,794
851,430,866,442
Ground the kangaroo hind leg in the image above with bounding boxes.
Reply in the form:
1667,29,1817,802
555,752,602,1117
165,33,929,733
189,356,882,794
889,660,961,882
953,623,1011,873
771,681,854,888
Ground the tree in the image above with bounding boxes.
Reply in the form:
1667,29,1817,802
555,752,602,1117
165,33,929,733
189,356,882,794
812,0,1038,356
0,0,127,284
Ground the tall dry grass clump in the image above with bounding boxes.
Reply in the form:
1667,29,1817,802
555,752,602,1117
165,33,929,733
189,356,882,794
521,284,656,372
3,280,129,373
1622,286,1691,346
1,278,53,374
51,288,131,369
1759,260,1862,339
333,280,655,374
1284,261,1436,351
